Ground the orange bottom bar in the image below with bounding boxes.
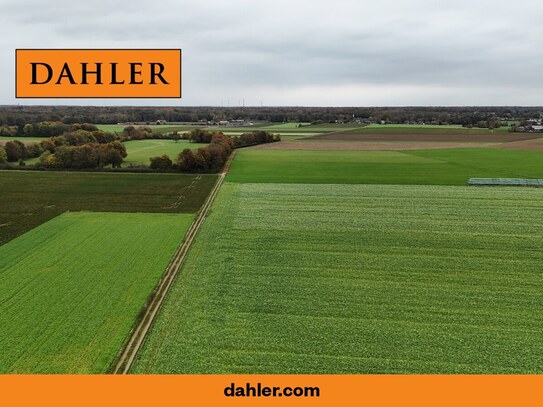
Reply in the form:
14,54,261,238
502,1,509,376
1,375,541,406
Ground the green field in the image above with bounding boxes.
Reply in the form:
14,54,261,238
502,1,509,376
0,171,216,245
2,123,329,141
0,211,194,373
124,139,202,166
96,124,196,134
208,123,365,135
226,148,543,185
220,132,320,138
212,127,326,135
20,139,205,166
133,183,543,373
303,123,368,131
4,127,542,375
258,123,312,129
332,124,509,135
0,136,47,142
97,123,329,136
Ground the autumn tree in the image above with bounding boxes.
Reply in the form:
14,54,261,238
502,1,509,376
25,142,44,158
0,146,7,163
40,138,56,153
187,128,214,143
0,125,17,137
176,149,196,171
97,144,124,168
149,155,173,170
4,140,26,162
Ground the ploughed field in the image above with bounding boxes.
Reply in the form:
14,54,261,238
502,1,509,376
306,132,542,142
319,124,511,135
133,183,543,373
0,171,216,245
0,212,194,373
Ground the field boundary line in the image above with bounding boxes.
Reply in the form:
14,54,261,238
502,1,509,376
112,151,236,374
293,125,368,140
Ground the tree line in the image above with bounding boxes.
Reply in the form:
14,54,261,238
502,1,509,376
1,106,543,128
39,142,126,169
1,128,279,172
149,131,280,172
0,122,170,166
11,121,168,140
0,127,127,169
36,130,127,169
182,128,280,146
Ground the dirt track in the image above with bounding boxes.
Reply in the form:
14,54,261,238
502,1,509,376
495,138,543,151
112,152,236,374
251,141,502,151
305,133,543,142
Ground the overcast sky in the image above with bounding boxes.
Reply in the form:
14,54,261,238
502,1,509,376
1,0,542,106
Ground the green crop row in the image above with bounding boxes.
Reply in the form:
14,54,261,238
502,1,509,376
133,183,543,373
0,211,194,373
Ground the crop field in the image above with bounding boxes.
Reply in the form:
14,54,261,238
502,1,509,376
123,139,202,166
212,127,325,135
133,183,543,373
0,211,194,373
96,122,354,136
306,132,540,142
250,141,499,150
258,123,312,129
303,123,368,131
324,124,511,135
0,171,216,245
209,123,366,135
4,121,542,375
226,148,543,185
496,138,543,151
276,134,321,141
220,132,320,138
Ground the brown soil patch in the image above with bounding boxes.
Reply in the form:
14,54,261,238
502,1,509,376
251,141,502,151
495,138,543,151
306,133,543,142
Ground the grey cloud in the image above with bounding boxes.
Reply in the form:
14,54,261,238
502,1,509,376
1,0,543,105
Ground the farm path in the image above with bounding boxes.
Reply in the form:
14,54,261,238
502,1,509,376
112,151,236,374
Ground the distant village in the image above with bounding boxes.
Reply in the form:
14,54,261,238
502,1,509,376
120,117,543,133
121,119,254,127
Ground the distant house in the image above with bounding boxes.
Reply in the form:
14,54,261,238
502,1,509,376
532,125,543,132
218,120,229,126
156,120,167,125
